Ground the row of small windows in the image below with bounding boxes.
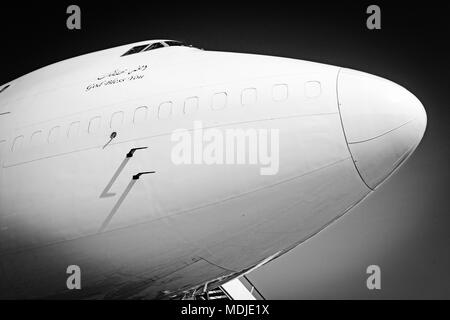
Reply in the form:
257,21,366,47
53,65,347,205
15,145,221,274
7,82,321,153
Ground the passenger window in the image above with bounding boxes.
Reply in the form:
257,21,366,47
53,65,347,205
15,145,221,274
184,97,199,115
30,131,44,146
110,112,124,129
158,102,173,119
134,106,148,123
273,84,289,101
12,136,24,152
241,88,257,105
68,122,80,138
305,81,322,98
89,117,102,134
212,92,227,110
48,126,60,143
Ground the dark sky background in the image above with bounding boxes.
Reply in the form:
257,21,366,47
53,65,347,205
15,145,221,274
1,1,448,299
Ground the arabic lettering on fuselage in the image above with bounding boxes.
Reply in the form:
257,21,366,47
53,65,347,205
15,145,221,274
96,65,148,81
86,65,148,92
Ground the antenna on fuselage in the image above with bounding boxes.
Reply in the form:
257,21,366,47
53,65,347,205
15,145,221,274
103,132,117,149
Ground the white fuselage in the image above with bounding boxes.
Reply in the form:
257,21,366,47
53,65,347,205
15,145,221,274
0,40,426,299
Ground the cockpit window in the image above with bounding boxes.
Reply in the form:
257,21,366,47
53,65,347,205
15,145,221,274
144,42,165,51
0,85,10,94
121,41,192,57
164,40,186,47
121,44,149,57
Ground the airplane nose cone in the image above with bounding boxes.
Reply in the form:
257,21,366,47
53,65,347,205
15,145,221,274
337,68,427,189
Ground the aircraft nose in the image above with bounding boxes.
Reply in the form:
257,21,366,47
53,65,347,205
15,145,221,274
337,68,427,190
